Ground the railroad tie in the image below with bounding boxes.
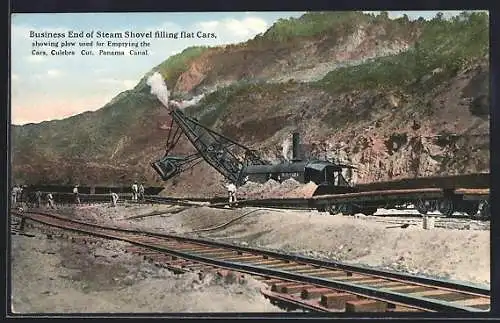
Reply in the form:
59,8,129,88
271,282,300,292
337,276,383,282
216,269,241,278
316,271,358,278
251,259,285,266
261,278,286,285
407,289,462,300
345,299,388,312
222,255,264,261
167,259,192,267
301,287,333,299
182,263,211,271
451,297,491,308
147,254,173,262
272,265,311,271
266,262,300,269
320,292,359,309
281,284,317,294
366,281,406,288
193,250,237,256
424,292,477,302
291,267,329,274
175,246,210,252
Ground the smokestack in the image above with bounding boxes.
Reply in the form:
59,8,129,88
292,132,300,161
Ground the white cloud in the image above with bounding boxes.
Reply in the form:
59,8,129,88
123,80,136,88
97,78,137,89
195,17,269,39
31,69,63,79
93,68,107,74
47,69,62,77
144,16,270,62
25,55,45,63
12,74,20,81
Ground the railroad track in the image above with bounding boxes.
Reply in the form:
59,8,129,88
16,191,490,221
11,209,490,313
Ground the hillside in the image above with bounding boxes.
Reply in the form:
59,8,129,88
11,11,489,195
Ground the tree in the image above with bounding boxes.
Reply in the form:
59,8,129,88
435,12,444,21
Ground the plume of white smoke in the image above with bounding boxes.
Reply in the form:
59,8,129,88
281,136,291,161
146,72,170,107
178,93,206,109
147,72,207,110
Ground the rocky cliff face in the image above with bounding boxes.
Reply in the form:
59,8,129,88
173,21,418,93
11,11,489,195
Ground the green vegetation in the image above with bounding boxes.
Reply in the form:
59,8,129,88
154,46,211,89
185,81,255,127
185,80,293,127
250,11,369,44
315,11,489,93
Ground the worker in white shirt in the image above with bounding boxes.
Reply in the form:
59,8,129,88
110,190,119,207
73,184,81,204
46,192,55,209
17,186,24,204
138,183,145,201
131,182,139,201
225,182,237,204
11,185,18,208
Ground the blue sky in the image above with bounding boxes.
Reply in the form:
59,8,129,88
11,11,477,125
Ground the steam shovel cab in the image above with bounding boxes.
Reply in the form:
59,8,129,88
306,161,359,213
306,160,357,195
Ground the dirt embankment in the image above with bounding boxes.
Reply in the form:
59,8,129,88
11,233,281,313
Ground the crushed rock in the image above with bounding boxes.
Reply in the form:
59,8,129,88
239,179,317,199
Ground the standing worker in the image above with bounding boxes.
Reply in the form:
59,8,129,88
225,182,237,204
18,185,24,205
138,183,145,201
35,190,42,208
73,184,81,205
110,190,119,207
11,185,18,208
46,192,55,209
131,181,139,201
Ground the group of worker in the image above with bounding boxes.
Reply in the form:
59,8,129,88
12,180,238,209
11,182,147,209
11,184,56,209
10,184,24,207
131,182,145,201
109,181,145,207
